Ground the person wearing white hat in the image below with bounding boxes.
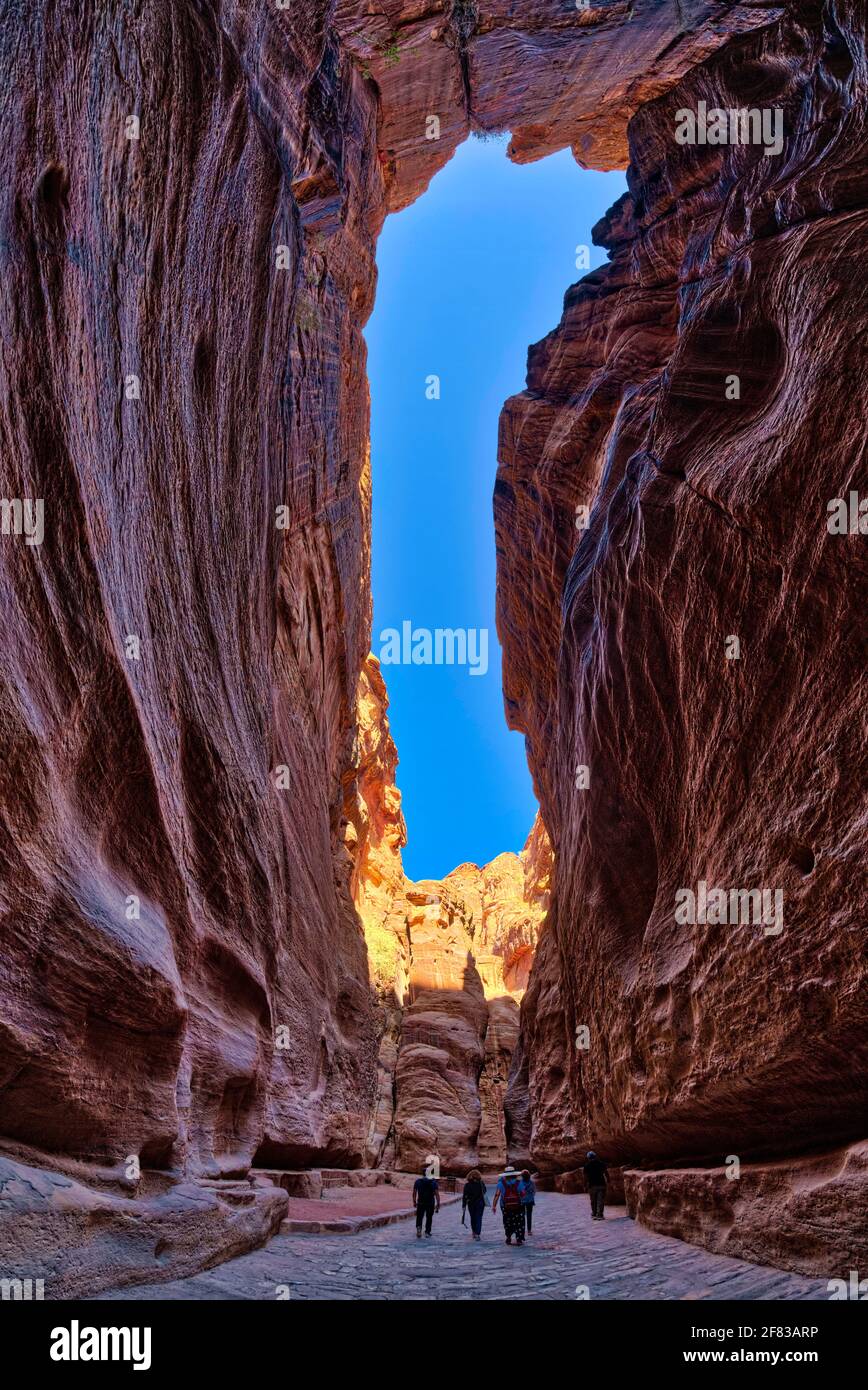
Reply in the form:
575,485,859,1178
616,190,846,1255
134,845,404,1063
491,1165,526,1245
413,1168,440,1238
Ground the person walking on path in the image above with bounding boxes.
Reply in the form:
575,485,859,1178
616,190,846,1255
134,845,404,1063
583,1150,608,1221
520,1170,536,1235
492,1164,526,1245
413,1170,440,1238
461,1169,487,1240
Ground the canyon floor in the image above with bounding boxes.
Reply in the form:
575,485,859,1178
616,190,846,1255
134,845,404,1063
93,1193,827,1302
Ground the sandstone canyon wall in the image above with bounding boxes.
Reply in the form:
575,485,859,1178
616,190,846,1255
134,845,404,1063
497,0,868,1275
0,0,390,1293
0,0,864,1292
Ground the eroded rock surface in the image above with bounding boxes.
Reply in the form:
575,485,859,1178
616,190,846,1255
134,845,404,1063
0,1155,287,1299
0,0,388,1200
336,0,784,204
624,1143,868,1280
497,0,868,1274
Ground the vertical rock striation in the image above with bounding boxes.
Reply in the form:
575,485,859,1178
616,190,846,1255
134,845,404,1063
0,0,390,1292
497,0,868,1275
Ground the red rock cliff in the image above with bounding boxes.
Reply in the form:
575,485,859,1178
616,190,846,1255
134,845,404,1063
0,0,862,1291
497,0,867,1275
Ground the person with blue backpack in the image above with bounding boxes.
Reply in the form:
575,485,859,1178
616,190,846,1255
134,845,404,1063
520,1169,536,1235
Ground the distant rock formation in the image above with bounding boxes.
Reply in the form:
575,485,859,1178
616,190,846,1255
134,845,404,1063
348,656,551,1174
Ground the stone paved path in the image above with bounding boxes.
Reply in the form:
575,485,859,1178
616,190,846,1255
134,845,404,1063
97,1193,828,1300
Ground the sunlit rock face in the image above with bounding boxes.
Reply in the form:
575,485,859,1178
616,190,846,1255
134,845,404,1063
349,656,551,1172
383,862,549,1174
346,655,410,1004
335,0,784,204
497,0,868,1249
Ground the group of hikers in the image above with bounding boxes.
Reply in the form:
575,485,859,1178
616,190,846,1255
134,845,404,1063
412,1151,608,1244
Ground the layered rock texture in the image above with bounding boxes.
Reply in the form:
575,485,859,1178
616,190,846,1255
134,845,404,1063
623,1143,868,1279
338,0,787,199
497,0,868,1277
0,0,864,1292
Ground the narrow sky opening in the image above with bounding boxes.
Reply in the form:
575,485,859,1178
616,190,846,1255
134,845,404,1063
365,135,626,881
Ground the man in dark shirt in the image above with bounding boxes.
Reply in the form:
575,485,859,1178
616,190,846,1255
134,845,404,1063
583,1150,608,1221
413,1172,440,1238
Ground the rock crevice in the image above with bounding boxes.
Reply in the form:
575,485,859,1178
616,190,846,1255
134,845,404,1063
348,656,551,1175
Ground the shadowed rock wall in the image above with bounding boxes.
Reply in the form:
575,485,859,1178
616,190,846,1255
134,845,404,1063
0,0,386,1193
498,0,867,1274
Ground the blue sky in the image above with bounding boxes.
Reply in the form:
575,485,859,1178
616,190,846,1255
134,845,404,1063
365,135,626,880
